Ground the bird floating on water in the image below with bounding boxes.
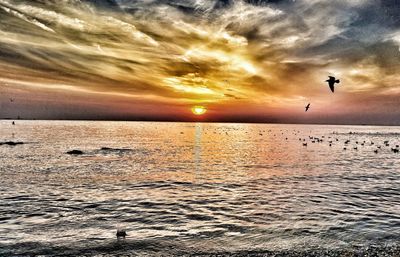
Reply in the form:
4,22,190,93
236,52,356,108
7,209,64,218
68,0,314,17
116,229,127,239
326,76,340,93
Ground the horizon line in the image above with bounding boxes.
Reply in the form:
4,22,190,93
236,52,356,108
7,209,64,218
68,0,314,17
1,118,399,127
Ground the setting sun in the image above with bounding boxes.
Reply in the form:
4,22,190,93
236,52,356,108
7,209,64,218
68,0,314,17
191,106,207,115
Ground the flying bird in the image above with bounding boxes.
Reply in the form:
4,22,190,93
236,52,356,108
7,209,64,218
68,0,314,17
9,98,14,102
326,76,340,92
305,103,310,112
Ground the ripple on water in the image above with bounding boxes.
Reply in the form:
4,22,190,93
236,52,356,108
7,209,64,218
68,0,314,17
0,122,400,255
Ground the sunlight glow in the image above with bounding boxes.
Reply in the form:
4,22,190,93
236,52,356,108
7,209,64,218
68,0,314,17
191,106,207,115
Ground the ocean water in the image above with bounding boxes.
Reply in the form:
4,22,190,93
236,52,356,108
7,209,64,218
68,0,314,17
0,121,399,256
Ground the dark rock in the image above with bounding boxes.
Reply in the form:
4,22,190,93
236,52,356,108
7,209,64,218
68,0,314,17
0,141,24,146
66,150,84,155
99,147,132,153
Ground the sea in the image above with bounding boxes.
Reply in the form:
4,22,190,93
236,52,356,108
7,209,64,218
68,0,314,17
0,120,399,256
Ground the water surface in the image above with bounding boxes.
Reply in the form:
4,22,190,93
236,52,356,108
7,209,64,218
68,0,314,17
0,121,399,256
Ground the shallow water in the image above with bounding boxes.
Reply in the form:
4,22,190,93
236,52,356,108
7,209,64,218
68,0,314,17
0,121,399,256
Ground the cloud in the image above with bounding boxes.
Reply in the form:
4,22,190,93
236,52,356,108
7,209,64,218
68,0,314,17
0,0,399,122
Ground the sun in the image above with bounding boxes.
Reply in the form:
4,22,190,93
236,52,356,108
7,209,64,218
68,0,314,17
191,106,207,115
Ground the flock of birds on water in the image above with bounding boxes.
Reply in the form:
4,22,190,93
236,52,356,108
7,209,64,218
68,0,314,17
297,133,400,154
250,127,400,155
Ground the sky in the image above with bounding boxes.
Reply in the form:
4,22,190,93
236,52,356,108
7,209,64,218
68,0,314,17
0,0,399,124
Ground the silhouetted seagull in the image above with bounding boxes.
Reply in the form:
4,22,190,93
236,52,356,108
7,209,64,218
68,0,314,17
326,76,340,92
12,121,15,125
9,98,14,102
305,103,310,112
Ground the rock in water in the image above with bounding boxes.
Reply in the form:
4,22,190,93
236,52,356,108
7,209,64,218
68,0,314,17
0,141,24,146
66,150,84,155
